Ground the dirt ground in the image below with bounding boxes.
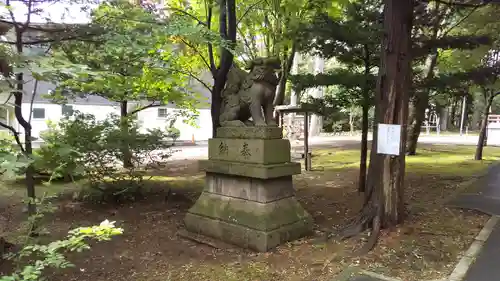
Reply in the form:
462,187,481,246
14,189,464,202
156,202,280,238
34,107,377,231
0,144,496,281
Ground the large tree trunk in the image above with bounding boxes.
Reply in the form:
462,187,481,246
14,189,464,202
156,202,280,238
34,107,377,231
120,101,133,168
369,0,412,227
475,93,496,160
345,0,413,252
407,52,438,155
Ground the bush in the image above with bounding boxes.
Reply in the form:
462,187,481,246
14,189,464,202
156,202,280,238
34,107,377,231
36,112,177,200
0,133,31,180
1,220,123,281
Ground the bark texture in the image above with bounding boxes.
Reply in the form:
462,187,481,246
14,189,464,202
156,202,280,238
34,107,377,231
358,44,372,193
339,0,413,253
120,101,133,168
210,0,236,138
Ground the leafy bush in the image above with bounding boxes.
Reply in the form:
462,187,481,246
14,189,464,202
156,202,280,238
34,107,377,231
0,133,32,180
36,112,178,200
1,220,123,281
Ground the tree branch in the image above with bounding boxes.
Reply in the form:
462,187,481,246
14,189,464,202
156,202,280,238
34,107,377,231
19,0,33,33
237,26,256,60
1,35,101,46
165,7,207,26
174,69,213,92
129,101,162,116
28,80,38,124
421,0,493,7
441,4,482,36
236,0,265,26
180,38,212,72
206,2,216,76
0,121,26,154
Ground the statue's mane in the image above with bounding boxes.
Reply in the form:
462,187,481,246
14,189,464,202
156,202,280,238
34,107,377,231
222,58,280,99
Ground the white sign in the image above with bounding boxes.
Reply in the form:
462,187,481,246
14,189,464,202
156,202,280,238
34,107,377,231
377,124,401,156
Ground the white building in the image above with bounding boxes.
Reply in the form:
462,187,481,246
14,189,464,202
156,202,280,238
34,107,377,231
0,74,213,147
0,21,214,147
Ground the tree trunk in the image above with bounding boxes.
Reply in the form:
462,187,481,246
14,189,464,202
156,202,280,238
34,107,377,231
120,101,133,168
356,0,413,245
211,0,236,138
450,98,458,129
358,45,371,193
14,31,36,218
349,110,355,135
14,86,35,216
463,95,470,131
288,52,301,128
407,52,438,155
475,94,496,160
358,103,369,193
309,55,325,136
406,2,441,154
440,106,449,131
273,42,296,106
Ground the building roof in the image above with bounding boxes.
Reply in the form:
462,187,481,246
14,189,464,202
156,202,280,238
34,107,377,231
23,91,118,106
21,71,213,108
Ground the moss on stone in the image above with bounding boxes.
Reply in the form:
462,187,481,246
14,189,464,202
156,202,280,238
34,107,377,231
188,192,312,231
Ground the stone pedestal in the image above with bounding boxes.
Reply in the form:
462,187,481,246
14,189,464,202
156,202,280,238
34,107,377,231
184,127,313,252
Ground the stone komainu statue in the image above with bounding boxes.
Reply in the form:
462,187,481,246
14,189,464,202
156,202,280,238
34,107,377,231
219,57,281,127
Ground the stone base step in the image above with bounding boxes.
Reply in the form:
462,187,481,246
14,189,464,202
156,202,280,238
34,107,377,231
177,229,236,250
184,212,312,252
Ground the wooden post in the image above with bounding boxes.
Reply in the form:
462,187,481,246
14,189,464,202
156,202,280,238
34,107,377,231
304,112,310,171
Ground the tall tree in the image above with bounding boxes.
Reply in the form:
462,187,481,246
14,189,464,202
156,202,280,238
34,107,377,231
0,0,99,216
337,0,414,253
406,2,493,155
235,0,343,107
473,52,500,160
43,1,205,167
166,0,236,137
291,0,381,192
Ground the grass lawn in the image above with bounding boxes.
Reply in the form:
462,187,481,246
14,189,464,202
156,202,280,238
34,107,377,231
0,144,498,281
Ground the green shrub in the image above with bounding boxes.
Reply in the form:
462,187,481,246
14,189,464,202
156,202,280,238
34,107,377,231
36,111,178,200
0,134,31,180
1,220,123,281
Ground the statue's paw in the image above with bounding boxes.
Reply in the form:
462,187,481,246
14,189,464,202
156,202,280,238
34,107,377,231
221,120,246,127
254,122,268,127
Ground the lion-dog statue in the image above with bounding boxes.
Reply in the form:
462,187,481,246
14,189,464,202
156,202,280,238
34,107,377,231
219,57,281,127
